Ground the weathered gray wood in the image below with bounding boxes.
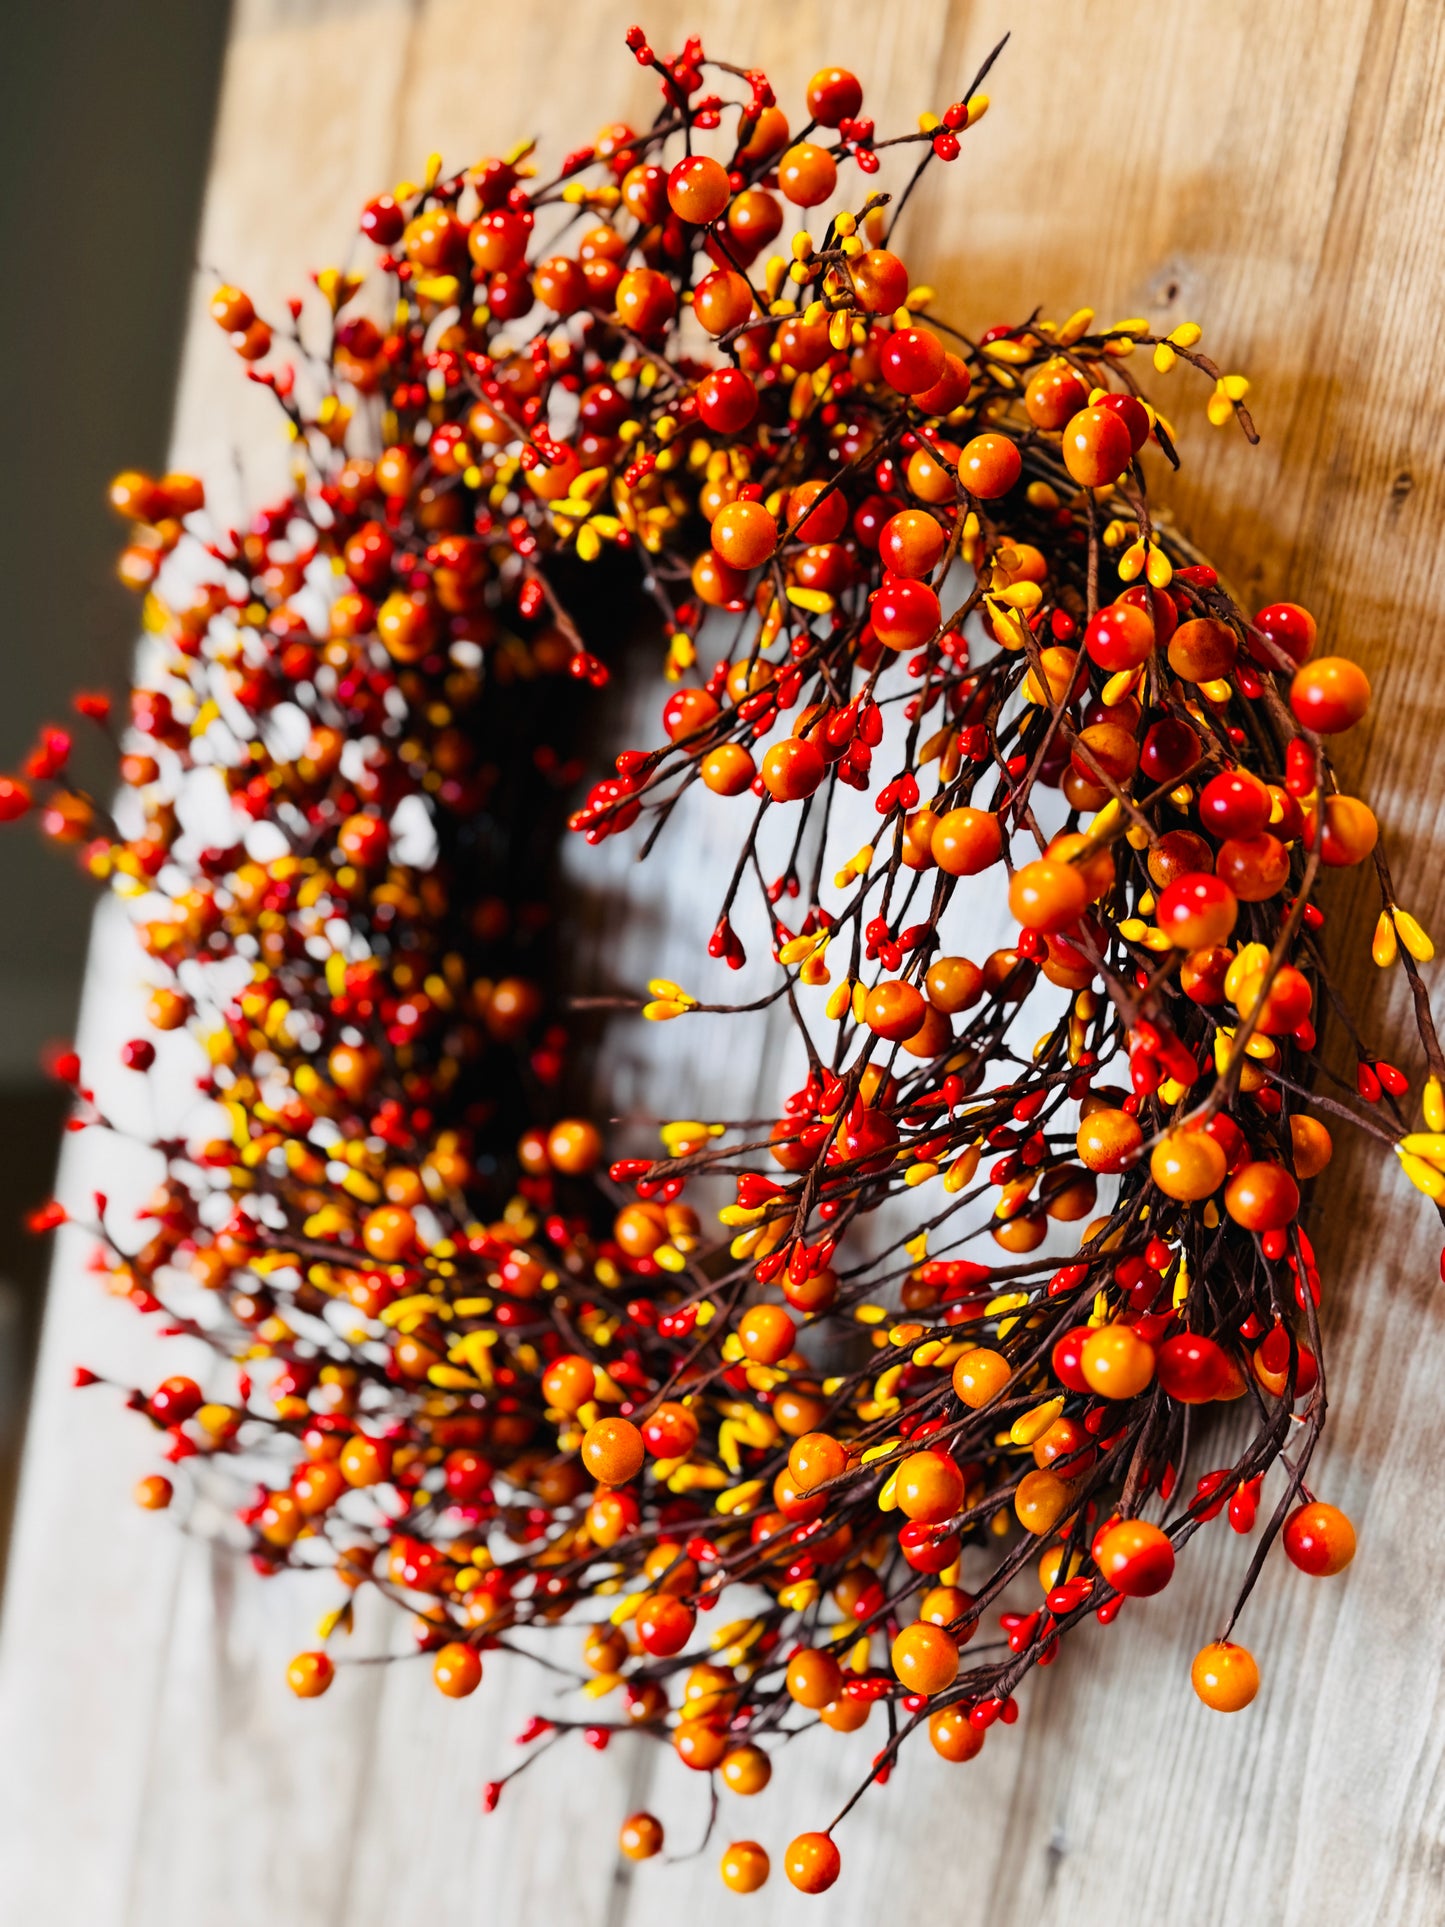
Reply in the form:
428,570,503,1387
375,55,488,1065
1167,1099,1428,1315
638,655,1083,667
2,2,1444,1921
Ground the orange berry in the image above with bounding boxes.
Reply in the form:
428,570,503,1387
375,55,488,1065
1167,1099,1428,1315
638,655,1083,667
1081,1324,1156,1399
1191,1641,1259,1711
895,1450,965,1524
929,1703,985,1762
738,1303,797,1364
542,1353,597,1414
1290,657,1370,734
619,1812,664,1860
788,1430,848,1492
581,1416,644,1485
1009,858,1088,933
1224,1160,1300,1232
720,1841,771,1893
1014,1467,1072,1534
931,807,1002,876
777,142,838,207
720,1744,773,1795
1061,405,1133,488
786,1646,842,1709
433,1641,482,1697
1289,1115,1333,1180
785,1832,841,1894
891,1620,959,1695
1076,1107,1143,1174
547,1118,602,1173
134,1473,173,1510
1025,362,1090,430
762,736,826,802
667,154,730,225
863,979,927,1041
1168,617,1238,682
712,498,778,570
286,1651,334,1697
1150,1129,1227,1201
958,432,1021,499
700,741,758,799
925,955,984,1014
951,1346,1011,1408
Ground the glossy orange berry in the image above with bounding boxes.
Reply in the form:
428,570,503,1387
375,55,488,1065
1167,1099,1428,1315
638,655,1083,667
958,432,1022,499
895,1450,965,1524
1009,858,1089,933
1157,873,1239,948
547,1118,602,1173
892,1620,959,1695
785,1832,841,1894
1012,1466,1071,1533
1150,1129,1227,1200
929,1704,985,1762
878,508,945,579
1290,657,1370,734
925,955,984,1014
674,1717,728,1770
1061,406,1133,488
932,807,1003,876
712,499,778,570
1215,833,1290,902
720,1841,771,1893
1094,1518,1175,1596
919,1585,974,1631
433,1641,482,1698
850,247,909,314
786,1646,842,1709
1076,1107,1143,1174
667,154,730,225
1191,1641,1259,1711
693,267,753,336
362,1204,416,1262
905,439,959,503
727,185,784,259
614,266,676,336
1306,793,1379,867
1283,1500,1356,1575
778,142,838,206
581,1416,644,1485
762,736,826,802
134,1473,173,1510
1225,1160,1300,1232
700,743,757,795
339,1434,393,1488
691,548,748,609
1025,362,1090,429
952,1346,1011,1408
1290,1115,1333,1179
863,979,927,1041
788,1431,849,1492
1081,1324,1156,1399
619,1813,664,1861
819,1693,871,1733
720,1744,773,1796
286,1651,334,1698
738,1303,797,1364
1168,616,1238,682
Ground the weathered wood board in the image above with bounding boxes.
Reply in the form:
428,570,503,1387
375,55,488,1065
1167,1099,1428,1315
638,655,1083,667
2,3,1444,1921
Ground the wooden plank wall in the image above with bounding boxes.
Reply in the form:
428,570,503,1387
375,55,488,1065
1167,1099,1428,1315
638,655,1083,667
2,2,1444,1922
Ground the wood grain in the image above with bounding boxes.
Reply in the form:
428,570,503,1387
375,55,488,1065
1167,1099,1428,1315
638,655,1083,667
2,2,1443,1921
